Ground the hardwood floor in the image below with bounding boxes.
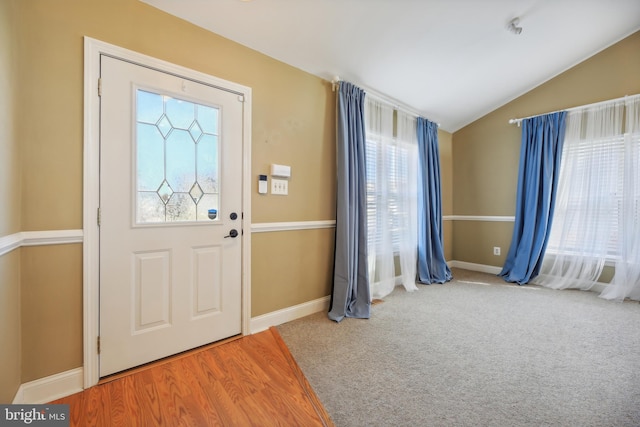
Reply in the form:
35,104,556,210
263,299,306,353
51,328,334,426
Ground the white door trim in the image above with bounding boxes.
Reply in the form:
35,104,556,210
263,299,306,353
83,37,252,388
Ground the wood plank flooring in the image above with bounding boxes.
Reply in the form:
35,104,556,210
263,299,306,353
51,328,334,427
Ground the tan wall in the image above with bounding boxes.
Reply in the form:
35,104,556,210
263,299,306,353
0,0,22,403
0,251,21,403
0,0,20,238
451,31,640,267
13,0,335,382
438,129,453,261
20,245,83,383
252,229,335,316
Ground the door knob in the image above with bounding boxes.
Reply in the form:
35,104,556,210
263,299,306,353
224,229,239,238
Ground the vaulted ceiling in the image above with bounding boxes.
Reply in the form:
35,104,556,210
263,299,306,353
142,0,640,132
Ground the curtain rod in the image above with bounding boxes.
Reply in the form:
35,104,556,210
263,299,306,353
508,93,640,126
331,76,439,127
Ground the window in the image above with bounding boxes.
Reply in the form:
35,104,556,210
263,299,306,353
366,137,414,252
537,96,640,299
364,97,419,298
545,102,638,261
546,135,625,259
135,89,220,224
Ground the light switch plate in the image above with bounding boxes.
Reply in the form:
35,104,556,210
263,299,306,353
271,178,288,195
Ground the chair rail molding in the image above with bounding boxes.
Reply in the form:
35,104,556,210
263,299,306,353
0,230,84,256
443,215,515,222
251,220,336,233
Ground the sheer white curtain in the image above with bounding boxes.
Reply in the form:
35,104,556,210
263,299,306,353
535,95,640,301
396,109,419,292
601,96,640,301
365,97,419,299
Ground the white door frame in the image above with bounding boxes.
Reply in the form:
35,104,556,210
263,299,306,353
83,37,252,388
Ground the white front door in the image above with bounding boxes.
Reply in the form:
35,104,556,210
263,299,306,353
99,55,244,377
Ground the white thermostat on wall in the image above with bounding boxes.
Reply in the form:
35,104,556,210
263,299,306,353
271,164,291,178
258,175,268,194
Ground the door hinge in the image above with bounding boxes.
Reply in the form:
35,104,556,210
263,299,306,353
97,336,101,354
237,95,244,103
98,78,102,97
97,207,101,227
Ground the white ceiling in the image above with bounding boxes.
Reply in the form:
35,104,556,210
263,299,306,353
141,0,640,132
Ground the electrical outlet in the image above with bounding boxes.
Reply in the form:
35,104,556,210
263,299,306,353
493,247,501,256
271,178,288,195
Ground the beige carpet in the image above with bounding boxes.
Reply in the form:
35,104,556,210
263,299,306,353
278,268,640,427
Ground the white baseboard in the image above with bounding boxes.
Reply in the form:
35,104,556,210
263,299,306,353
250,296,331,334
13,368,84,404
449,260,502,275
591,283,608,294
449,260,611,294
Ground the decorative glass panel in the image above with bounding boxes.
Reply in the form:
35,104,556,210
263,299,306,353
166,193,196,221
166,98,195,130
137,91,164,124
136,89,220,224
137,192,165,223
189,122,203,142
157,180,174,204
166,129,195,192
137,123,164,191
189,182,204,204
197,104,218,134
157,115,173,138
197,134,218,193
